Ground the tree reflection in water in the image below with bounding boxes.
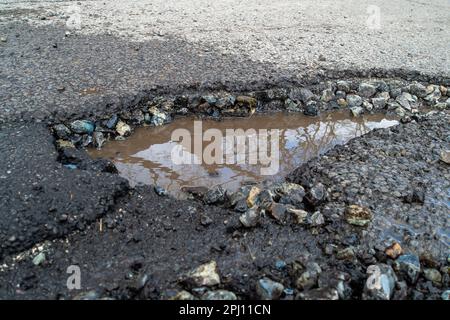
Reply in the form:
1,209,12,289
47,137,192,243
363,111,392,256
89,111,398,198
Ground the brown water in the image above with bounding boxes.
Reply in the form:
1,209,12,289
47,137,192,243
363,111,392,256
89,111,398,198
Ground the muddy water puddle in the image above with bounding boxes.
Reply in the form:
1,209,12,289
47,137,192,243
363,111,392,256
89,111,398,198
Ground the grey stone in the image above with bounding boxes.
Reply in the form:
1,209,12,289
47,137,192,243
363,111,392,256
362,100,373,111
53,124,71,140
371,97,387,109
106,114,119,129
442,290,450,300
424,86,441,104
440,150,450,164
362,264,397,300
303,100,319,116
70,120,95,134
154,186,167,196
336,80,351,93
434,102,447,110
395,107,406,118
394,254,421,283
184,261,221,287
321,88,335,102
275,182,305,207
345,205,372,227
256,189,275,210
204,186,227,205
350,106,364,117
346,94,363,107
73,290,101,300
202,290,237,300
296,262,322,290
93,131,106,149
390,88,402,99
256,278,284,300
115,120,131,136
239,207,259,228
290,87,315,104
148,107,169,126
396,92,417,111
408,82,428,98
305,183,326,207
297,288,339,300
32,252,46,266
287,207,308,224
358,82,377,98
309,211,325,227
336,247,356,260
171,290,196,300
335,90,346,99
423,268,442,284
387,101,401,110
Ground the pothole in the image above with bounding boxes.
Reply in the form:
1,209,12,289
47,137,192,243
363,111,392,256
88,110,398,199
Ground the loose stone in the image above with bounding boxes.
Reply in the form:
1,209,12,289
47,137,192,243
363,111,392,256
394,254,421,284
202,290,237,300
204,186,227,205
345,205,373,227
423,268,442,284
148,107,169,126
32,252,46,266
70,120,95,134
53,124,71,140
336,80,351,93
184,261,220,287
239,207,259,228
246,186,261,207
424,86,441,104
115,120,131,137
305,183,326,207
269,203,288,223
395,107,406,118
346,94,363,107
396,92,416,111
362,264,397,300
385,242,403,259
154,186,167,196
170,290,196,300
337,98,348,108
297,288,339,300
106,114,119,129
93,131,106,149
304,101,319,116
256,278,284,300
295,262,321,290
287,208,308,224
408,82,428,98
358,83,377,98
321,88,335,102
56,139,75,149
440,150,450,164
336,247,355,260
309,211,325,227
350,106,364,117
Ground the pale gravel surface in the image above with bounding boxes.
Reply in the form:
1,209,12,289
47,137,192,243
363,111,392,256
0,0,449,122
1,0,449,74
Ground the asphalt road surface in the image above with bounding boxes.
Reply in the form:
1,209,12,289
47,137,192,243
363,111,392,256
0,0,449,122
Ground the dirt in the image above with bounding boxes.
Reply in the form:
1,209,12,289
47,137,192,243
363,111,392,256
0,111,448,300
